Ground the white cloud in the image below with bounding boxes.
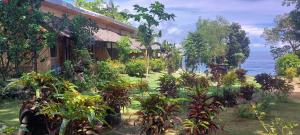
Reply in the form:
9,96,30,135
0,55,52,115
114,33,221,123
252,43,265,48
167,27,182,35
242,25,264,37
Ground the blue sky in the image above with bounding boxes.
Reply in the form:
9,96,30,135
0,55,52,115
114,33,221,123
67,0,293,50
112,0,293,51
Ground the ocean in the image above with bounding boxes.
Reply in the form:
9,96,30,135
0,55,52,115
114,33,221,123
183,49,276,76
241,49,275,76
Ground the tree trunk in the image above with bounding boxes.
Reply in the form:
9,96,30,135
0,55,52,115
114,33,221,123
145,49,149,78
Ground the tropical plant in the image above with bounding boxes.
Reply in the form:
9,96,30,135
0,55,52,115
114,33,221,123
0,0,56,76
125,59,146,77
63,60,74,80
136,94,181,135
183,90,223,135
255,73,273,91
284,67,297,82
150,58,166,72
221,70,238,86
161,41,182,74
252,104,298,135
40,90,109,135
116,36,133,62
126,1,175,77
159,74,178,97
95,60,119,83
237,103,255,118
180,72,210,89
276,54,300,75
107,60,126,74
235,68,247,83
240,83,256,101
215,87,238,107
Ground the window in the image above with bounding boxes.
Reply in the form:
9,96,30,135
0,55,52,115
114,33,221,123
50,44,57,57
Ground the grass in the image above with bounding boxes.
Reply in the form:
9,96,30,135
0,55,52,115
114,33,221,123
0,99,21,128
1,72,300,135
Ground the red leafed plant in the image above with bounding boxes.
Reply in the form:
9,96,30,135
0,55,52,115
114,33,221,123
102,79,131,126
183,90,223,135
136,94,181,135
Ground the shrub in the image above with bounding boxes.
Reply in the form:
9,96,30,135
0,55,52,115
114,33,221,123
221,71,238,86
272,77,294,101
150,58,166,72
135,80,150,92
96,61,119,81
255,73,273,91
284,67,297,82
183,90,223,135
255,73,293,101
237,104,255,118
235,69,247,83
102,79,131,126
125,59,146,77
63,60,74,80
180,72,209,89
107,60,126,74
276,54,300,75
136,94,180,135
252,104,299,135
40,91,109,135
240,83,256,101
211,87,238,107
159,74,178,97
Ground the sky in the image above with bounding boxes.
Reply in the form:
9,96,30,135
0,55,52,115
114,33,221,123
111,0,293,51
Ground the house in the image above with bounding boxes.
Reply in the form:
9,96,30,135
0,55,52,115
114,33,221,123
35,0,142,72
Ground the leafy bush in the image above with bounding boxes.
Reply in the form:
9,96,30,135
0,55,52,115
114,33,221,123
107,60,126,74
221,71,238,86
136,94,181,135
133,80,150,92
150,58,166,72
285,67,297,82
95,61,119,82
125,59,146,77
252,104,299,135
180,72,209,89
272,77,294,101
215,88,238,107
276,54,300,75
4,72,62,100
240,83,256,101
183,90,223,135
40,91,109,135
63,60,74,80
209,64,229,85
255,73,273,91
237,104,255,118
102,79,131,126
235,69,247,83
159,74,178,97
255,73,293,101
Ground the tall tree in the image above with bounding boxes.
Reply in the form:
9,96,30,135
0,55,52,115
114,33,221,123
196,17,229,64
183,32,209,72
226,23,250,67
75,0,128,23
0,0,56,76
262,13,300,58
126,1,175,77
161,41,182,74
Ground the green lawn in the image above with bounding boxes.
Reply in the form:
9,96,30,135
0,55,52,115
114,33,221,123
1,72,300,135
0,99,21,131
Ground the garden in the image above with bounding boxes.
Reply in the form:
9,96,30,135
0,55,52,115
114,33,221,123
1,0,300,135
